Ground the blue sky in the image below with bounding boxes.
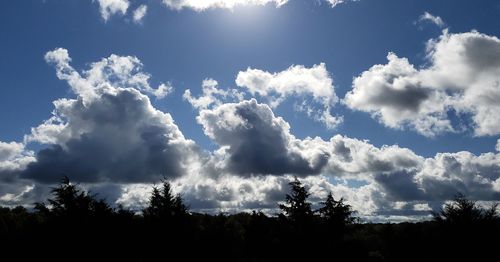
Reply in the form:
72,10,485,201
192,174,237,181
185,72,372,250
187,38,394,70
2,0,499,155
2,0,500,220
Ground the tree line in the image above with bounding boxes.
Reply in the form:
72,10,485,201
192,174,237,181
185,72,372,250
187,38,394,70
0,176,499,261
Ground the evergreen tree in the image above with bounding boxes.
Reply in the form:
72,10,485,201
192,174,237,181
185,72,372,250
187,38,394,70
143,180,188,219
433,193,499,224
34,176,112,219
318,193,356,226
278,177,313,223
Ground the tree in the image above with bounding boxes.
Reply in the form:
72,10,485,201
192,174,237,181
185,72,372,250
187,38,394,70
433,193,499,224
279,177,313,223
318,192,356,226
34,176,112,219
143,180,188,220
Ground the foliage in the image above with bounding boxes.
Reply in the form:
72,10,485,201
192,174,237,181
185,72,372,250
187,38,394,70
1,177,499,261
278,177,314,223
34,176,113,220
433,193,499,224
142,180,188,220
318,192,357,225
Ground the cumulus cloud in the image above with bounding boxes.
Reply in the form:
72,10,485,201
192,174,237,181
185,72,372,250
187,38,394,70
44,48,172,101
418,11,445,28
7,85,500,219
183,78,245,110
198,99,329,176
192,97,500,206
96,0,129,21
416,151,500,200
345,30,500,137
4,41,500,220
112,175,370,215
236,63,342,129
344,53,452,136
0,141,35,181
132,4,148,24
0,142,44,208
20,48,199,184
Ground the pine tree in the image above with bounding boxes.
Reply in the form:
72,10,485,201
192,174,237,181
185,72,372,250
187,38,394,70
433,193,499,224
318,193,356,226
143,180,188,220
279,177,313,223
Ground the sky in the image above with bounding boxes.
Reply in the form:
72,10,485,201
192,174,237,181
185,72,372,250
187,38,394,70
1,0,500,221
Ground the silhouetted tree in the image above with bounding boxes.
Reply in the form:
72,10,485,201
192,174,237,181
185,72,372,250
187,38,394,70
279,177,313,223
143,180,188,220
34,176,112,219
433,193,499,224
318,192,356,226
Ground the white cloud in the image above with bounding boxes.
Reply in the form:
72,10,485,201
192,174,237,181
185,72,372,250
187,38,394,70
326,0,358,8
236,63,342,129
189,98,500,218
5,41,500,220
162,172,380,216
413,203,432,211
416,151,500,199
21,48,199,183
198,99,333,176
161,0,289,11
161,0,356,11
6,88,500,219
132,4,148,24
344,53,453,136
497,139,500,152
183,78,244,110
193,97,500,202
345,30,500,137
44,48,172,101
96,0,129,21
418,11,445,28
0,141,35,179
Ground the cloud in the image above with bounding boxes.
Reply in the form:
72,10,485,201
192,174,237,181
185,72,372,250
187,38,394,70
198,99,326,176
0,141,35,182
326,0,358,8
132,5,148,24
161,0,355,11
0,141,44,208
5,40,500,220
345,30,500,137
146,172,379,216
6,84,500,219
236,63,342,129
44,48,172,100
418,11,445,28
161,0,289,11
344,53,452,136
20,48,200,184
497,139,500,152
416,151,500,200
96,0,129,21
183,78,245,110
193,97,500,207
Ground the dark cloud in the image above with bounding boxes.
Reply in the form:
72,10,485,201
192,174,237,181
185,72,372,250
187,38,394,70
21,88,199,184
374,171,425,201
199,99,326,176
87,183,124,204
345,31,500,136
369,83,430,112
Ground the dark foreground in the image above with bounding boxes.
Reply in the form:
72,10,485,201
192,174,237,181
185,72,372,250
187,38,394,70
1,178,498,261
